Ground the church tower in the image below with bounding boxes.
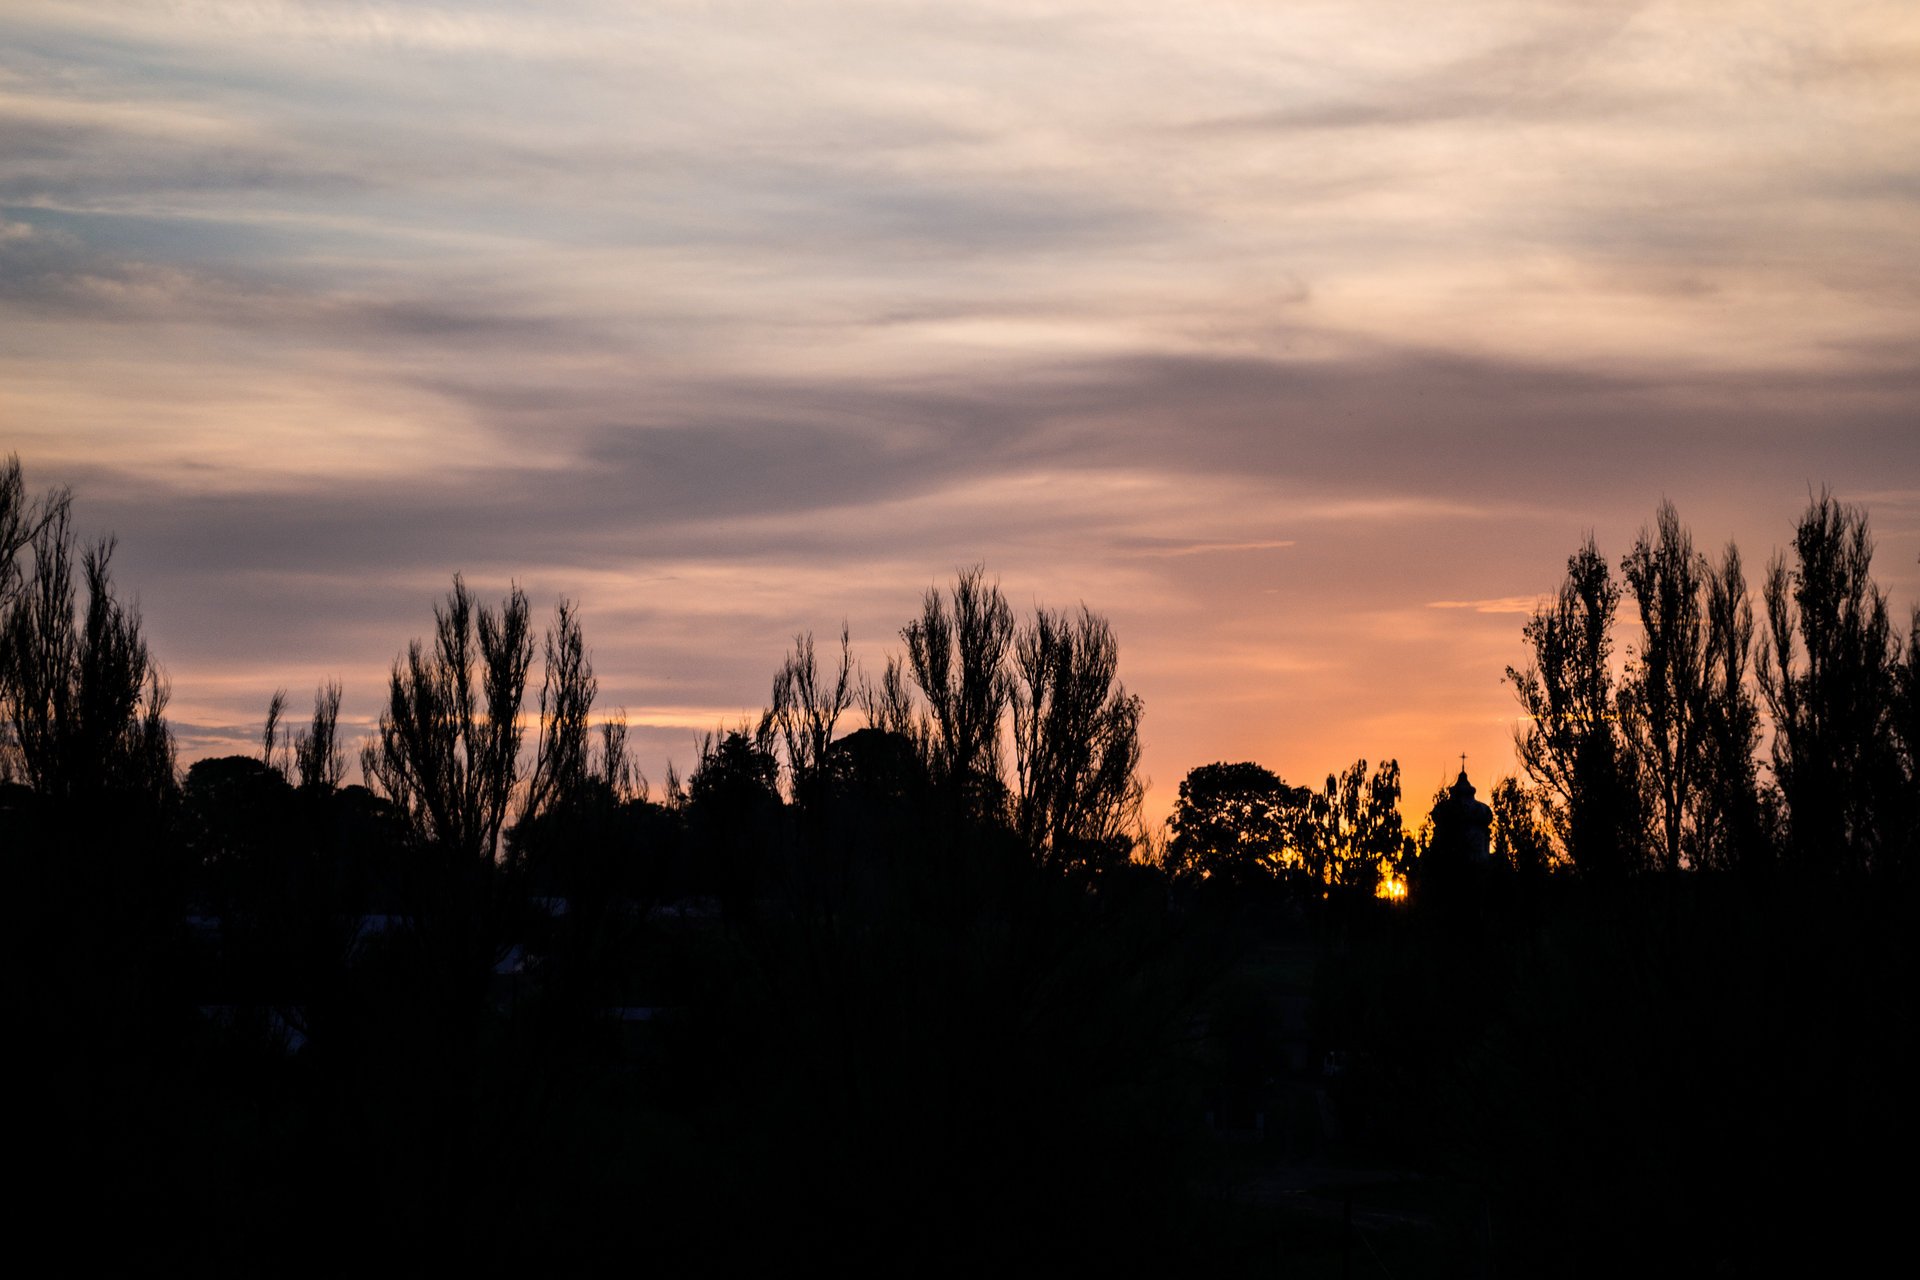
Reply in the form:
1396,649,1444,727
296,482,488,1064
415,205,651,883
1424,761,1494,882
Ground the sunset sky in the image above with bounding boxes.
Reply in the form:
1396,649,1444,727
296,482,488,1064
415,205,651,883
4,0,1915,825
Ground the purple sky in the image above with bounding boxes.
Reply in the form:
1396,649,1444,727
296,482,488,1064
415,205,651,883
4,1,1916,824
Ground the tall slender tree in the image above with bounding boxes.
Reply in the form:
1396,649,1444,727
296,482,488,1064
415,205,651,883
1009,604,1144,867
293,679,346,791
1508,536,1643,877
2,508,173,805
520,598,596,823
1894,606,1920,866
2,458,68,784
858,652,918,744
261,687,290,775
1757,492,1901,873
1694,544,1763,870
597,710,639,801
771,624,854,803
362,576,534,864
1619,501,1711,872
903,566,1014,810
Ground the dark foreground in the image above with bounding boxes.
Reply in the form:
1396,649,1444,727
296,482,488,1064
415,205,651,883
9,783,1915,1276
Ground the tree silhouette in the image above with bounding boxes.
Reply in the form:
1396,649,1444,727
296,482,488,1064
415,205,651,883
771,624,854,804
1308,758,1405,894
1010,604,1144,869
261,687,290,775
856,651,916,737
1696,543,1764,870
185,753,369,1039
1508,536,1643,877
684,719,782,910
903,565,1013,812
1489,775,1551,876
0,454,69,612
10,445,1919,1271
520,598,595,824
1757,492,1903,873
596,709,639,800
1,505,173,805
362,575,534,865
293,679,346,791
1619,500,1712,872
1896,605,1920,866
1167,760,1312,887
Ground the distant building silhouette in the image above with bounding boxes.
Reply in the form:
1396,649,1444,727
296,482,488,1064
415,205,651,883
1423,765,1494,886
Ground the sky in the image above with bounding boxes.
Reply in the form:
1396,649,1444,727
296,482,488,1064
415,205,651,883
3,0,1916,826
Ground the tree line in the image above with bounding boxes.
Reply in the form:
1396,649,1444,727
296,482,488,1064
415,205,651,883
1507,492,1917,879
4,452,1915,1271
1,446,1148,869
1161,492,1918,895
6,455,1913,897
0,454,1206,1271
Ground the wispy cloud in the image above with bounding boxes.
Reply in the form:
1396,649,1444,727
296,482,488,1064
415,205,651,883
1127,539,1297,558
1427,597,1540,615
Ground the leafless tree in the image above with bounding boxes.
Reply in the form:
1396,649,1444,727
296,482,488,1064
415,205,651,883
1,507,172,803
520,598,596,823
363,576,534,863
858,652,921,743
597,709,640,801
262,687,289,775
1,455,70,608
771,623,854,800
293,680,346,791
0,455,72,781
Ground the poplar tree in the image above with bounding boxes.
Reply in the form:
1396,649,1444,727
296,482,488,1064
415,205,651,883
293,680,346,792
1508,536,1643,877
1620,501,1710,872
1010,604,1144,868
1694,544,1763,870
1757,492,1902,873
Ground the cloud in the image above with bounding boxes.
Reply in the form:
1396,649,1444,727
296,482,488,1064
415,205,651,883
1126,539,1297,558
4,0,1918,818
1427,597,1540,615
1179,16,1654,135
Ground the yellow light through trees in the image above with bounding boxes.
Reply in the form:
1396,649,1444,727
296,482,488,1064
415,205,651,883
1377,872,1408,902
